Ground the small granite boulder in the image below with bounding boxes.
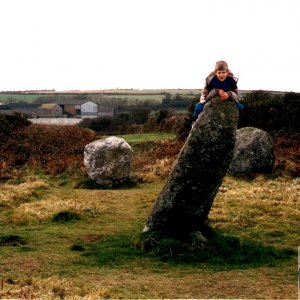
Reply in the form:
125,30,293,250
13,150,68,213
84,136,133,187
228,127,275,177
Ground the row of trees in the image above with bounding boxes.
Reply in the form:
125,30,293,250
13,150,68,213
78,90,300,137
161,93,195,109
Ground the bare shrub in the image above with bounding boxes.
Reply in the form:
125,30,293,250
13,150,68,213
0,124,97,176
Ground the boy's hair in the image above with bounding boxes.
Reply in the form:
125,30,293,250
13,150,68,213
215,60,229,71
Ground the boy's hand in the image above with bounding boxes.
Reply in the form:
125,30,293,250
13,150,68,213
218,89,229,101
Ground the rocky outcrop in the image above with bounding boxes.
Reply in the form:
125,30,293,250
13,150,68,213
143,97,239,237
228,127,275,177
84,136,133,187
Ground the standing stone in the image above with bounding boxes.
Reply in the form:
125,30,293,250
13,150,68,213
228,127,275,176
84,136,133,187
143,97,239,237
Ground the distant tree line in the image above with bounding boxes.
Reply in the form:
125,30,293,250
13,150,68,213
1,91,299,140
161,93,195,109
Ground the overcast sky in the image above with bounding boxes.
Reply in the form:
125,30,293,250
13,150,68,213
0,0,299,92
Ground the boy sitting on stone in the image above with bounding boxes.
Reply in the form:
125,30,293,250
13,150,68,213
194,60,244,118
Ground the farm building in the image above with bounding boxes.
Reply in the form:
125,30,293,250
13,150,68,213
55,100,86,117
37,103,63,117
81,101,98,118
55,100,97,118
0,102,38,118
0,100,115,120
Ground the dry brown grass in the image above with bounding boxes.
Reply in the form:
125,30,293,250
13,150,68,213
131,139,184,182
0,177,158,228
211,176,300,248
0,177,49,208
0,276,112,299
0,262,296,299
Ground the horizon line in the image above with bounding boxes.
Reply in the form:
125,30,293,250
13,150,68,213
0,88,293,94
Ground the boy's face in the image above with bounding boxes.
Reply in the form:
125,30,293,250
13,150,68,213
216,70,229,82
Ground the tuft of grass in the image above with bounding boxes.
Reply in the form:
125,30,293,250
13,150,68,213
18,246,35,252
0,235,28,247
52,286,66,299
51,210,81,223
0,178,49,209
70,244,85,252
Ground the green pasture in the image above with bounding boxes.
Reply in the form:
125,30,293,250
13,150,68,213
116,132,176,144
0,94,44,103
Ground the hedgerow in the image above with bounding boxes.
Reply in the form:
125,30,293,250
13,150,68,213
238,91,300,132
0,120,97,176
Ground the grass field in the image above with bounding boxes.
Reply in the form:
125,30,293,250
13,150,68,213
90,93,165,103
116,132,176,144
0,94,44,103
0,127,299,299
0,173,299,299
0,89,201,104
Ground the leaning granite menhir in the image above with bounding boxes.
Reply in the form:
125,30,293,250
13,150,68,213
143,97,239,237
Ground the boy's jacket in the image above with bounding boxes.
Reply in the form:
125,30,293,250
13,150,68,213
200,71,239,104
